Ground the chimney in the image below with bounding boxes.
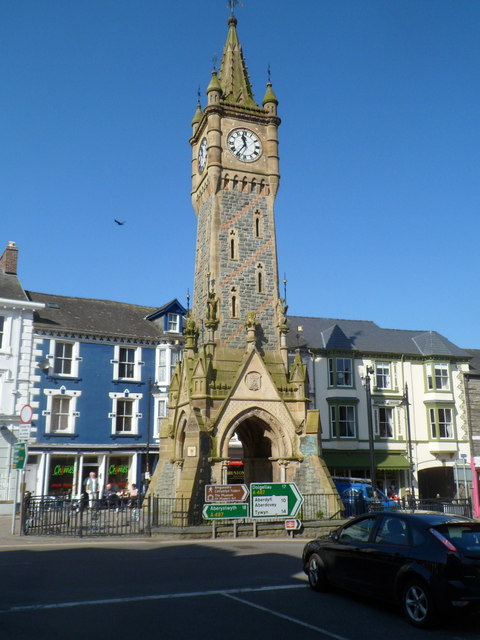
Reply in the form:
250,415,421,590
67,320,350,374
0,241,19,275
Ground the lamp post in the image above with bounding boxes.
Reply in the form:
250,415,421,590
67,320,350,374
401,383,416,500
364,366,377,492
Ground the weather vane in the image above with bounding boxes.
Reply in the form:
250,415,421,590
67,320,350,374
227,0,243,17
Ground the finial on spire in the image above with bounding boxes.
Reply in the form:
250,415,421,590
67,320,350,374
283,273,287,303
227,0,242,17
212,54,218,72
267,64,271,83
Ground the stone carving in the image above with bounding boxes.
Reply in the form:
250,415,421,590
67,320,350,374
245,371,261,391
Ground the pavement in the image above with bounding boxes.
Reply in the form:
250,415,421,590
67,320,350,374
0,515,154,548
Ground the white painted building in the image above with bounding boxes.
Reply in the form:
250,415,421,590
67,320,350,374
288,316,472,500
0,242,44,514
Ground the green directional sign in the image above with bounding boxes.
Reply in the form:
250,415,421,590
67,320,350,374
202,503,249,520
12,443,27,470
250,482,304,519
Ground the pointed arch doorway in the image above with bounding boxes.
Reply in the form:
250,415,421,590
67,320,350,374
223,409,291,485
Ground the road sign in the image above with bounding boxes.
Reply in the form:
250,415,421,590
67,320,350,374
18,425,31,442
250,482,304,519
285,519,302,530
202,503,249,520
20,405,33,424
12,443,27,470
204,484,249,503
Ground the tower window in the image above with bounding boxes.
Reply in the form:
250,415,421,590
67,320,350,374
229,229,238,261
230,287,239,318
256,263,265,294
254,210,263,238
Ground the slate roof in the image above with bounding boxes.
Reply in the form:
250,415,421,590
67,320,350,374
463,349,480,374
26,291,178,341
0,271,29,302
286,315,469,359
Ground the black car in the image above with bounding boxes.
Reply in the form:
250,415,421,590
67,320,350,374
302,511,480,627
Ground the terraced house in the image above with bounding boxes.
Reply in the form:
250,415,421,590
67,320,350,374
289,316,473,501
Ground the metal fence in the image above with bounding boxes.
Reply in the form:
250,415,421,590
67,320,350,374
350,495,472,519
22,495,150,537
20,493,473,537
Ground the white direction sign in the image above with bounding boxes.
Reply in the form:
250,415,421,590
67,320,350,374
250,483,304,519
18,425,31,442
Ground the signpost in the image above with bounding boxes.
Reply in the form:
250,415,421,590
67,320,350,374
13,405,33,534
250,482,304,519
202,503,249,520
205,484,249,503
285,519,302,531
12,443,27,470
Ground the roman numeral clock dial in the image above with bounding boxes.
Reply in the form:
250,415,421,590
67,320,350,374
227,128,262,162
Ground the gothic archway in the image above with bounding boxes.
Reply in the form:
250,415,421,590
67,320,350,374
221,408,291,484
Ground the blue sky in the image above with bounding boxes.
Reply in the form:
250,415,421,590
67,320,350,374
1,1,479,347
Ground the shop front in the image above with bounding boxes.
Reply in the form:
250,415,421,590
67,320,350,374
27,449,145,497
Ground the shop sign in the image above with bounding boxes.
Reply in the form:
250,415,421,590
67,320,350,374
52,465,75,476
109,464,129,475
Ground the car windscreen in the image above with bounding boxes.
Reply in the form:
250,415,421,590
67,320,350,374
434,523,480,553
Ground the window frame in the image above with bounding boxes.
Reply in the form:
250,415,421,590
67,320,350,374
157,346,182,385
43,387,81,435
375,406,395,439
329,403,357,439
49,340,80,378
425,361,450,392
428,405,455,439
109,391,142,436
374,361,394,390
328,357,354,388
112,345,143,381
166,313,180,333
154,397,168,439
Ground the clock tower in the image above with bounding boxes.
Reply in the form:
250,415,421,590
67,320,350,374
148,14,339,522
190,14,283,353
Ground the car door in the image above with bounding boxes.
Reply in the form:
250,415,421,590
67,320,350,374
323,514,378,591
356,514,412,599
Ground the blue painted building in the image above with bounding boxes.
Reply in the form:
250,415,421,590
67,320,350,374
25,291,185,497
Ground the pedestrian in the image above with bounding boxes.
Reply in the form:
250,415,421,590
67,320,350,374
128,483,139,508
85,471,99,509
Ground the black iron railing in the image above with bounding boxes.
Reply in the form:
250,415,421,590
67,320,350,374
22,495,149,537
20,493,472,536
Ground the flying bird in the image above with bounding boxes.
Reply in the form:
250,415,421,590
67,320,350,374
114,219,126,226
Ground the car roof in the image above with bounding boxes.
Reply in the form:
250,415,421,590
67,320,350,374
359,511,473,525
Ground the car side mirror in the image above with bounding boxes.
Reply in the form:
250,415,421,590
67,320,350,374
330,531,339,541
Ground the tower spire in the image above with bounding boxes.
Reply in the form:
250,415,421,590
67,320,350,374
218,15,257,107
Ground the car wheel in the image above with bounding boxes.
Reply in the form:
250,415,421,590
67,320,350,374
402,580,436,628
307,553,328,592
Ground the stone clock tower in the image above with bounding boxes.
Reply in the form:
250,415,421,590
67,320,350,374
148,14,339,522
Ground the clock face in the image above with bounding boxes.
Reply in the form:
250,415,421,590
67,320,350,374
227,128,262,162
198,137,207,173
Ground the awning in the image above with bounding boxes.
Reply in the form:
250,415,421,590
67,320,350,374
323,451,410,470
